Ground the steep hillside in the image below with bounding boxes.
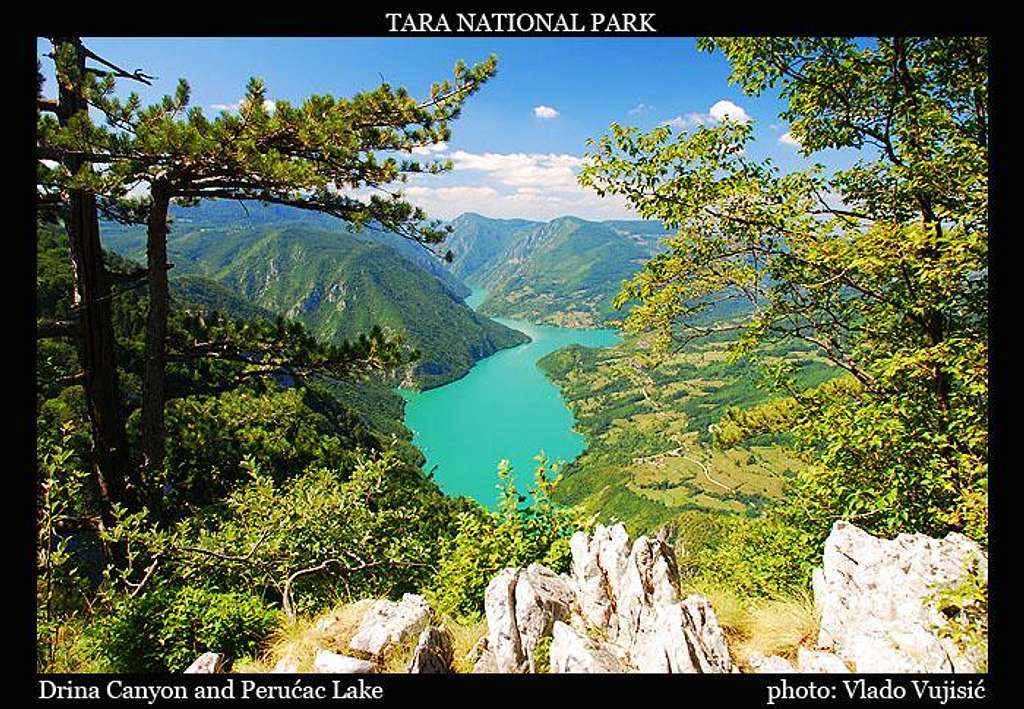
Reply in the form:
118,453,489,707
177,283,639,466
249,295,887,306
212,227,527,388
442,213,542,283
170,275,277,323
443,214,668,327
101,206,528,389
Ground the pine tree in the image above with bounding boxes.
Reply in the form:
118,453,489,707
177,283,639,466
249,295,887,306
39,38,496,513
37,38,155,532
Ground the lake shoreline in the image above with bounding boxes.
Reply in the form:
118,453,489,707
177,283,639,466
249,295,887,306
399,286,620,508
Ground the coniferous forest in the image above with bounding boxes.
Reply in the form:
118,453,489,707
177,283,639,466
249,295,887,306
35,35,988,677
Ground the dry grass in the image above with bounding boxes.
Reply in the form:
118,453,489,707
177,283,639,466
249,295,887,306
235,600,489,674
235,599,377,673
449,617,489,673
739,593,819,663
683,583,819,672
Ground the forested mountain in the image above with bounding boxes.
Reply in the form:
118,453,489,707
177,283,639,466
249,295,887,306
101,204,528,389
444,213,668,327
36,36,988,677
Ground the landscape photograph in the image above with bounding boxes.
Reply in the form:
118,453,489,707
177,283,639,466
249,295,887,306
34,33,988,685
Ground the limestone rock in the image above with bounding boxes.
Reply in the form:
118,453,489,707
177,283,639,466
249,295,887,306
348,593,431,657
271,654,301,673
485,568,523,673
514,564,575,672
313,649,374,674
747,652,796,673
408,626,454,674
813,521,986,672
481,524,740,674
549,621,625,673
570,524,630,637
465,635,489,665
484,564,574,673
796,648,849,673
631,595,732,673
183,652,223,673
472,649,498,673
615,535,680,651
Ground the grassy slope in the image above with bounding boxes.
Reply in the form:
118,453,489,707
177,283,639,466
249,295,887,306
538,330,840,545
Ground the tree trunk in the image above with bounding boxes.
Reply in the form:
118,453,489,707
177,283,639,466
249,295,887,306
140,186,171,484
52,37,135,531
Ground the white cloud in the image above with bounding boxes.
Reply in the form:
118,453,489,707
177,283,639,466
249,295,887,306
660,112,707,130
405,185,498,201
779,131,802,148
389,149,634,221
209,98,276,113
448,150,583,192
661,100,752,131
533,105,560,119
708,100,750,124
410,141,448,155
628,103,653,116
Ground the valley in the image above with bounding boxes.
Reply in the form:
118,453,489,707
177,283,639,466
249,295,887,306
399,288,619,506
441,213,669,327
35,35,988,677
100,201,831,527
100,204,528,390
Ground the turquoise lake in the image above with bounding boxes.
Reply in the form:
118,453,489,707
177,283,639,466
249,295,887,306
400,288,620,508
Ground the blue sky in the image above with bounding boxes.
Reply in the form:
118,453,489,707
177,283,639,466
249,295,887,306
38,37,860,221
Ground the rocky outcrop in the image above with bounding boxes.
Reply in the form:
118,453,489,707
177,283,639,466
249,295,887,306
484,568,524,673
812,520,986,673
313,649,374,674
465,636,497,673
630,594,732,673
408,627,454,673
184,652,223,673
747,652,796,673
483,524,731,674
191,521,984,675
348,593,431,657
570,523,630,637
796,648,849,673
271,655,301,673
549,621,625,673
484,564,574,672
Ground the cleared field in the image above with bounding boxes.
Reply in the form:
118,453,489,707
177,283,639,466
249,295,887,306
538,331,836,536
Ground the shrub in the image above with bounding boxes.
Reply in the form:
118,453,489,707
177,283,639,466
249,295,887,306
692,515,817,600
429,456,584,617
930,556,988,671
91,583,279,672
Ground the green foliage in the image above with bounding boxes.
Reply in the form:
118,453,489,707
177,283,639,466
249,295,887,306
101,214,528,389
429,457,584,617
691,515,818,600
153,385,368,513
532,635,552,673
41,40,498,248
90,582,278,672
105,450,456,618
37,424,92,670
539,332,833,542
581,37,988,557
929,557,988,671
444,214,668,328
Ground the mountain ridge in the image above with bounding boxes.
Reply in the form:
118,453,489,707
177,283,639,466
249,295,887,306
443,212,670,328
100,205,529,389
